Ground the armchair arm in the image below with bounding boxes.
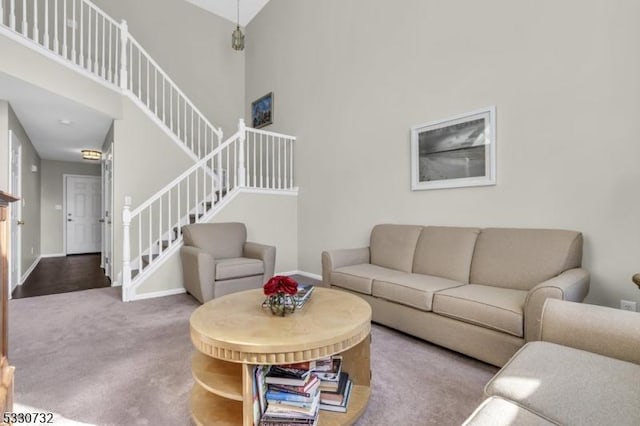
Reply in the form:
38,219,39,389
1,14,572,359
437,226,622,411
244,242,276,281
321,247,370,287
523,268,589,341
180,246,215,303
540,298,640,365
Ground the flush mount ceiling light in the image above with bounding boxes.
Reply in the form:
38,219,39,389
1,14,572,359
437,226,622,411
231,0,244,51
59,119,72,125
81,149,102,160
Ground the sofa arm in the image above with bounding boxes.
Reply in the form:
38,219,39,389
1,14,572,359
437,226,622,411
523,268,589,341
540,298,640,365
180,246,215,303
321,247,370,287
244,242,276,282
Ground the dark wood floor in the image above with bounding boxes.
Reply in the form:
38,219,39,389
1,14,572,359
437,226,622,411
12,254,111,299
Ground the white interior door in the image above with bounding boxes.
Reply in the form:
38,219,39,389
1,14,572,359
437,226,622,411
66,175,102,254
102,147,113,278
9,131,22,294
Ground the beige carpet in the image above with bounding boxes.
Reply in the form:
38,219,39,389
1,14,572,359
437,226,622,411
8,287,497,425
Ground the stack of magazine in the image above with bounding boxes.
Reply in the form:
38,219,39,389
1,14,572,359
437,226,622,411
295,283,314,309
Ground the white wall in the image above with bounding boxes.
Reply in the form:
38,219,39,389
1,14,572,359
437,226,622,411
40,160,102,256
92,0,245,137
246,0,640,308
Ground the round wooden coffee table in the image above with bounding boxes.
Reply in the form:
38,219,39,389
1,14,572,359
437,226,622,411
190,287,372,426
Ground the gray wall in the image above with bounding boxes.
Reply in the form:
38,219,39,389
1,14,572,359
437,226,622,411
111,97,196,286
246,0,640,308
8,105,41,277
2,102,41,279
40,160,101,256
92,0,245,137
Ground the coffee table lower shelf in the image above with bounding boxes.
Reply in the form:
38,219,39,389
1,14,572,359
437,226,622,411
191,382,371,426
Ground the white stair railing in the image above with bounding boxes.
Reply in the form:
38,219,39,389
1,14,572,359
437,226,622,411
0,0,123,86
0,0,223,160
126,35,223,158
121,120,297,300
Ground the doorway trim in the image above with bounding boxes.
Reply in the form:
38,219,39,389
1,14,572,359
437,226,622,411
7,131,22,298
62,174,102,255
101,143,114,282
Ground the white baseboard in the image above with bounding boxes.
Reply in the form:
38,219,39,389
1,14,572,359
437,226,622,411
18,256,41,287
278,270,322,281
129,287,186,301
40,253,66,258
296,271,322,280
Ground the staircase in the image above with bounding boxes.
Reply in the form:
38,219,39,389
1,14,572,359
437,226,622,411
0,0,298,301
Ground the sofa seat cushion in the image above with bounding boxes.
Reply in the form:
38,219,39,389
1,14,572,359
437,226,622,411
331,264,400,295
463,397,557,426
433,284,527,337
372,273,463,312
485,341,640,426
215,257,264,280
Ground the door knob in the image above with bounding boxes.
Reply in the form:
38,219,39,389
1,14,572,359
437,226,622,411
99,219,105,223
67,218,73,222
17,220,24,225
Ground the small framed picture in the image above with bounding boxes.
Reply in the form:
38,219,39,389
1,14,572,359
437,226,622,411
411,106,496,190
251,92,273,129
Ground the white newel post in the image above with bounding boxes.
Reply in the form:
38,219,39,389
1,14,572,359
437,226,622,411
122,196,132,301
119,20,129,90
237,119,246,187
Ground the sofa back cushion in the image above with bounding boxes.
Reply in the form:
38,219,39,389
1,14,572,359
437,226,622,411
370,224,423,272
413,226,480,283
183,222,246,259
470,228,583,290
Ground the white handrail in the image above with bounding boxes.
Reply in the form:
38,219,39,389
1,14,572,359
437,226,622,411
130,130,240,218
127,34,223,158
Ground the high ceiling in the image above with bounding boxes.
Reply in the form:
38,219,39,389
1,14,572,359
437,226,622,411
185,0,270,26
0,72,112,163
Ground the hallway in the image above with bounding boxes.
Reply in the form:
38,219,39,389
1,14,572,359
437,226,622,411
12,254,111,299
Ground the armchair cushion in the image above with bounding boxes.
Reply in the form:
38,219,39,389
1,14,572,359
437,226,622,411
182,222,246,258
215,257,264,280
433,285,527,337
463,397,556,426
485,341,640,426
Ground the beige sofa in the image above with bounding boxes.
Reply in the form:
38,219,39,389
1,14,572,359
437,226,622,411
322,224,589,366
464,298,640,425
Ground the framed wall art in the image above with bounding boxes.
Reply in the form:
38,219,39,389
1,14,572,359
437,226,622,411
251,92,273,129
411,106,496,190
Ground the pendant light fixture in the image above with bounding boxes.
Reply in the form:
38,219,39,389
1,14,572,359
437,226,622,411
231,0,245,51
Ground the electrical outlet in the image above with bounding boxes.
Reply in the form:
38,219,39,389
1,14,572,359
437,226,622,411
620,300,637,312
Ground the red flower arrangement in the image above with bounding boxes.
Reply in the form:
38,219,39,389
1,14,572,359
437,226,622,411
264,275,298,296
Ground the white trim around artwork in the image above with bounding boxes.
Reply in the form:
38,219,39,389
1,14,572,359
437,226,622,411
411,106,496,191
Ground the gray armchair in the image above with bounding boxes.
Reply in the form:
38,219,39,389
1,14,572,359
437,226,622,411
180,222,276,303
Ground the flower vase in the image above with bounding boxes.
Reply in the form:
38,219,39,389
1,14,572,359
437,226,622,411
268,293,297,316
